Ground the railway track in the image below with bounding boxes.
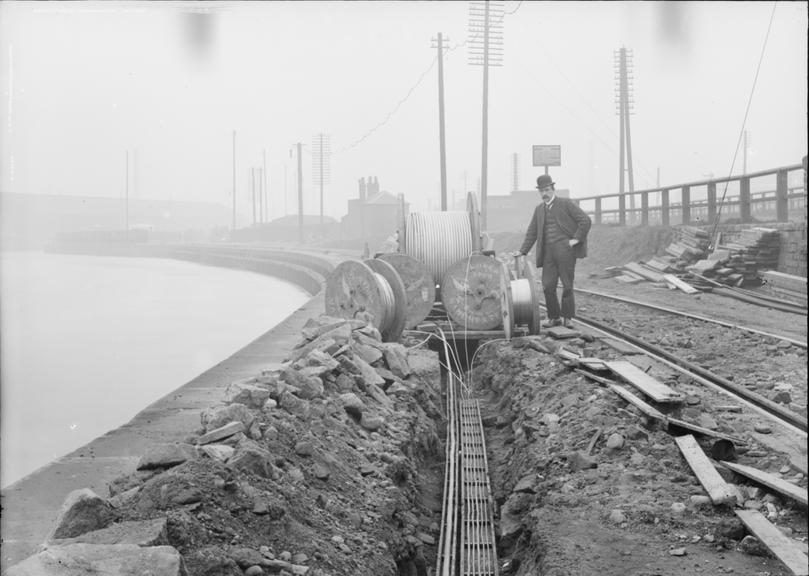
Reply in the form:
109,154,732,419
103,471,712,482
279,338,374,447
551,290,807,436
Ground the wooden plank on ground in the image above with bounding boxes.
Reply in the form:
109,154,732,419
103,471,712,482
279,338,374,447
735,509,809,576
674,435,736,505
667,417,745,444
607,383,667,421
663,274,700,294
721,461,808,506
545,326,580,339
624,261,666,282
616,273,644,284
574,369,666,421
605,360,684,403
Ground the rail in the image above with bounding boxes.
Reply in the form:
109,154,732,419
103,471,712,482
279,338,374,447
573,162,806,226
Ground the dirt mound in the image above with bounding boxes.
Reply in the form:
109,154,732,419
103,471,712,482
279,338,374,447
470,337,805,576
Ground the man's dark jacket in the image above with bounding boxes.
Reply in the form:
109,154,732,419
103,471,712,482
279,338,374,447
519,197,592,267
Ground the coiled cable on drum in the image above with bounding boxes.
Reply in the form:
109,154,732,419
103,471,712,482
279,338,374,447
510,278,534,328
405,211,473,286
371,272,395,335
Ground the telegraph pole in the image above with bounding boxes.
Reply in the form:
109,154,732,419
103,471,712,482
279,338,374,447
297,142,303,243
232,130,237,232
743,131,748,174
250,167,255,225
263,149,268,222
614,47,635,209
511,152,519,192
469,0,504,230
125,150,130,237
432,32,449,210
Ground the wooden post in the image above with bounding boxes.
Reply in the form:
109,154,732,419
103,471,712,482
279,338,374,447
595,197,602,225
707,181,717,222
681,185,691,225
641,191,649,225
740,176,751,223
661,189,670,226
775,169,788,222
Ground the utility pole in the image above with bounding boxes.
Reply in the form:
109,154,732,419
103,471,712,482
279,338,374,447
743,130,748,174
125,150,130,237
232,130,237,232
250,167,254,225
297,142,303,243
469,0,504,230
432,32,449,210
511,152,519,192
263,149,268,222
311,134,331,230
614,47,635,210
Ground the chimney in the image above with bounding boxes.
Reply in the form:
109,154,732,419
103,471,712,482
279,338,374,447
359,177,366,201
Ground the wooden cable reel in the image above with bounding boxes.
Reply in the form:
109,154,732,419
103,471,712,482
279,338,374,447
441,254,508,331
324,259,407,342
376,253,435,329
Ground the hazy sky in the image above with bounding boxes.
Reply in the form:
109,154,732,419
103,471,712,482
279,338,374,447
1,1,806,221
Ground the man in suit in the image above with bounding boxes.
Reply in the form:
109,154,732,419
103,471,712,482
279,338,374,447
515,174,592,328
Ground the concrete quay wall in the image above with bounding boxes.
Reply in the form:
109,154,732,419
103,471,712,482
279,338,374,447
0,244,350,570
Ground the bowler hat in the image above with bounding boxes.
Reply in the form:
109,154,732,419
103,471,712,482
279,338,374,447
536,174,555,189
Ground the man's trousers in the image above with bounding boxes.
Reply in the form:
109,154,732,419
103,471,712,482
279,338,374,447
541,240,577,320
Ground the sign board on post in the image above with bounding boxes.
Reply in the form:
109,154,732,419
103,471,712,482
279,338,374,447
532,145,561,167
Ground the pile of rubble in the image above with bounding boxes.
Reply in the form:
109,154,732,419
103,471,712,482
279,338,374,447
7,316,445,576
472,337,808,575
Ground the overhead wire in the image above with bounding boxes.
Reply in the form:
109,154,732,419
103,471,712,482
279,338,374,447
709,1,778,243
337,0,525,157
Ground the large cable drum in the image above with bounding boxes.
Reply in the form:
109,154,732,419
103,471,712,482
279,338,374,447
441,254,507,330
405,211,473,287
377,253,435,329
324,259,407,342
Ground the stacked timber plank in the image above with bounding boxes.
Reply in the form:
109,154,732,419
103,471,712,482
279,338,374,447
708,227,781,287
760,271,808,307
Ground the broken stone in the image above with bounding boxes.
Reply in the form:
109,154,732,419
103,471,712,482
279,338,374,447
136,443,197,471
48,517,169,547
200,444,234,463
6,544,186,576
278,391,311,419
381,343,411,379
606,433,624,450
282,368,324,400
570,452,597,471
668,547,687,556
197,421,245,445
228,441,278,480
47,488,118,541
201,404,255,433
753,422,773,434
360,414,384,431
512,475,537,494
224,381,272,409
608,509,626,524
739,535,769,556
339,392,366,418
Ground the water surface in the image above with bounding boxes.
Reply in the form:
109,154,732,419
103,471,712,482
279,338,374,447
0,251,309,488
